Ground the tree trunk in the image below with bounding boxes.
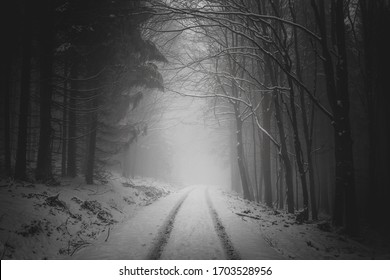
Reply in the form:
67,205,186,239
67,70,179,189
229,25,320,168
61,60,68,177
257,55,273,207
67,66,78,177
311,0,358,234
287,77,309,219
261,99,273,207
230,119,241,193
290,3,318,219
265,49,294,213
251,116,259,202
2,50,12,177
332,0,357,235
14,2,33,180
277,154,284,209
1,0,18,177
234,107,253,200
85,96,98,184
274,90,294,213
35,0,54,181
360,0,390,230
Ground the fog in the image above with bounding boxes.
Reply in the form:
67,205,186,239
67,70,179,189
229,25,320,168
121,85,231,188
170,122,229,186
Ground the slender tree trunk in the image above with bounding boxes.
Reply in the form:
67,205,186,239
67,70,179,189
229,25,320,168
286,76,309,219
85,96,98,184
332,0,357,234
14,2,33,180
61,61,68,177
2,52,12,177
261,101,273,207
275,155,279,208
230,119,241,193
274,90,294,213
307,154,318,219
234,107,253,200
289,2,318,219
265,50,294,213
67,66,77,177
2,0,18,176
36,0,54,181
278,155,284,209
255,0,273,208
256,129,264,203
252,116,259,202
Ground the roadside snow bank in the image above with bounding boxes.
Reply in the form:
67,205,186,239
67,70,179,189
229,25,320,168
216,189,379,260
0,175,173,259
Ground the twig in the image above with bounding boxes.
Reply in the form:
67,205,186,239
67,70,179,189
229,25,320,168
64,217,70,235
70,242,90,256
111,206,123,214
73,183,83,192
235,213,261,220
105,227,111,242
88,189,112,196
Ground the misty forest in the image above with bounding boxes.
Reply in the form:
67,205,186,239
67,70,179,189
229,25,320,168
0,0,389,260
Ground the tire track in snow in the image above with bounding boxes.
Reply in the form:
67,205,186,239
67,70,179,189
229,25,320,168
147,188,194,260
205,188,241,260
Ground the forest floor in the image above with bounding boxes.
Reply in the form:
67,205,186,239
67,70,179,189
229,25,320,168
0,175,173,259
223,192,390,259
0,176,388,260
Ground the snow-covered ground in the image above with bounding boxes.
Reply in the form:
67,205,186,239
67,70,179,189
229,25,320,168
1,177,388,260
219,190,390,259
0,175,172,259
160,186,226,259
73,185,284,260
73,186,193,259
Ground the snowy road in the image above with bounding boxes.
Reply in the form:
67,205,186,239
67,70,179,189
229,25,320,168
153,186,229,259
73,185,283,260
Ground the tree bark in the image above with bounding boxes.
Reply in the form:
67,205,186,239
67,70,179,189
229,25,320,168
35,0,54,181
230,119,241,193
2,49,12,177
85,96,98,185
256,0,274,208
286,75,309,219
332,0,358,234
311,0,358,234
234,104,253,200
61,60,68,177
261,95,273,207
251,115,259,202
289,1,318,220
274,90,294,213
360,0,390,230
67,66,78,177
14,1,33,180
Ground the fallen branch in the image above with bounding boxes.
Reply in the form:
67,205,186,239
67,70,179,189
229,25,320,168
88,189,112,196
111,206,123,214
105,227,111,242
235,213,261,220
70,242,90,256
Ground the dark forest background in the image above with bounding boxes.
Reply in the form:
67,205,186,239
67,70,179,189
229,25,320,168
1,0,390,237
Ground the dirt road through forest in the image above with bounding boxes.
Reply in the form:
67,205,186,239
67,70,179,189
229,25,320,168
73,185,283,259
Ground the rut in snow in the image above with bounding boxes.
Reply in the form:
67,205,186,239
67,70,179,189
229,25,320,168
147,188,194,259
205,188,241,260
